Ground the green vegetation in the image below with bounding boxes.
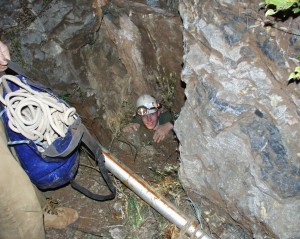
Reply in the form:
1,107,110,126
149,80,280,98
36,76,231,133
58,93,71,102
113,180,168,238
260,0,300,16
107,97,136,148
260,0,300,82
155,66,176,111
127,195,149,229
289,66,300,81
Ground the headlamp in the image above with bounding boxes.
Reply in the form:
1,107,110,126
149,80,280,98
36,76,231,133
136,102,161,116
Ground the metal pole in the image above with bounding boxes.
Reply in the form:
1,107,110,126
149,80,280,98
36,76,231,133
102,151,211,239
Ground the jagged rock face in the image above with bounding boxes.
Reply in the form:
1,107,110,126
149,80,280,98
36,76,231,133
176,0,300,238
1,0,300,238
0,0,184,146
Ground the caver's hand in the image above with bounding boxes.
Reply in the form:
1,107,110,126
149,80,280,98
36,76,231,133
153,122,173,143
0,41,10,72
122,123,140,133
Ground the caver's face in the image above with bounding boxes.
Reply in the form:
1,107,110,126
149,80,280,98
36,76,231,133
141,111,159,129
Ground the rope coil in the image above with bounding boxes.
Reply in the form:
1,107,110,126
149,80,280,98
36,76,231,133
0,75,77,151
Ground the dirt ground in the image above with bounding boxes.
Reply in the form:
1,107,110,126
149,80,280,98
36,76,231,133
44,124,258,239
44,126,195,239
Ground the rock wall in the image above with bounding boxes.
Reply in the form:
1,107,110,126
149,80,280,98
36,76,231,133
0,0,184,146
176,0,300,238
1,0,300,238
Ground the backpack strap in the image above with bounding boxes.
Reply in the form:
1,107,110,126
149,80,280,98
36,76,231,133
70,125,116,201
7,60,30,79
5,61,116,201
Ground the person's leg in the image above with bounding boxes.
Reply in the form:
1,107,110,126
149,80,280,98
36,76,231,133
0,121,45,239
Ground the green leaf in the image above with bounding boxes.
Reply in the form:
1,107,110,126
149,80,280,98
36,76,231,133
295,66,300,73
265,0,298,11
265,9,277,16
259,2,266,6
292,7,300,13
288,72,297,80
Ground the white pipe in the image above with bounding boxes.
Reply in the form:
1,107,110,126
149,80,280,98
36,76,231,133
102,151,212,239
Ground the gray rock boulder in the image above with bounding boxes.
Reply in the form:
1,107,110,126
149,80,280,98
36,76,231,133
176,0,300,238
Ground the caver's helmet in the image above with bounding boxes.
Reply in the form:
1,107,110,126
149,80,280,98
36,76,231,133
136,94,161,115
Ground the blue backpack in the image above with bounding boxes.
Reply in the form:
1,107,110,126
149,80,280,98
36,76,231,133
0,73,116,201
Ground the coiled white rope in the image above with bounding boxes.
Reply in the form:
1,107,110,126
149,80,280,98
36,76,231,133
0,75,77,151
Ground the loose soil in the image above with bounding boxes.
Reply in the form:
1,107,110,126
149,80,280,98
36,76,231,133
44,125,257,239
44,126,192,239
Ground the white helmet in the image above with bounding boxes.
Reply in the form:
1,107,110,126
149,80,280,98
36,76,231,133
136,94,160,115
